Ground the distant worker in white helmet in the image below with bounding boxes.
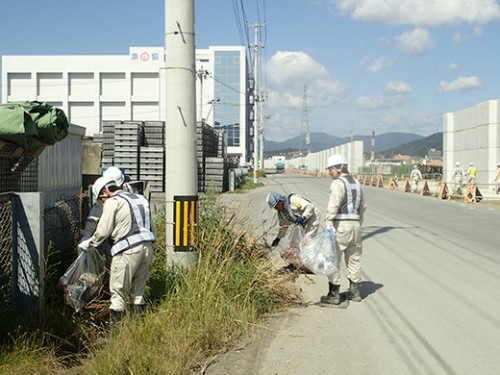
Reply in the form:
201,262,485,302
466,162,477,184
451,162,465,194
409,165,423,192
266,191,321,246
323,154,367,305
495,163,500,194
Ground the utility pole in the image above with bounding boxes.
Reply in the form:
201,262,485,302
371,130,376,175
258,90,267,171
252,23,261,184
165,0,198,269
299,85,310,168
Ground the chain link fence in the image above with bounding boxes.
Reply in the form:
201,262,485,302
0,193,14,312
0,191,84,313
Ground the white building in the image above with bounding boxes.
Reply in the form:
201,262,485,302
1,45,251,161
443,99,500,188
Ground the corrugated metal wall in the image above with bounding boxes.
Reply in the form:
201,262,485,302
38,124,85,207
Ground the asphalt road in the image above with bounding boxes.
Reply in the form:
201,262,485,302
207,172,500,375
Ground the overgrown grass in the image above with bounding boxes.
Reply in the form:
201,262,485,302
234,178,264,192
0,192,301,374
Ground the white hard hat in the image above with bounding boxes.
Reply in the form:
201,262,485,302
456,162,460,166
326,154,348,169
92,176,117,201
266,192,285,209
413,165,417,168
469,162,474,166
103,166,125,186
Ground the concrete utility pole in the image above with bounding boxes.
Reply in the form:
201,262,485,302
252,23,260,184
165,0,198,269
258,91,266,171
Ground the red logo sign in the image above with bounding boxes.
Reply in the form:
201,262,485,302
140,52,150,61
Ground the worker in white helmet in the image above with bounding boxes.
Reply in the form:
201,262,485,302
78,176,156,322
323,154,367,305
495,163,500,194
409,165,423,192
266,191,321,247
451,162,465,194
80,166,131,255
466,162,477,184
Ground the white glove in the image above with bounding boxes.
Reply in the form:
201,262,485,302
78,238,91,252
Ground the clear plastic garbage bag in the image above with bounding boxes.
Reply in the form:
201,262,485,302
289,225,338,282
57,248,105,312
281,225,303,269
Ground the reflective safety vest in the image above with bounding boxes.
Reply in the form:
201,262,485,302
110,192,156,256
335,175,362,221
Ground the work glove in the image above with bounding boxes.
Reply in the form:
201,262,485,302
326,226,335,239
295,216,305,225
271,237,281,247
78,238,91,252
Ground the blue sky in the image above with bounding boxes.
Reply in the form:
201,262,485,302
1,0,499,141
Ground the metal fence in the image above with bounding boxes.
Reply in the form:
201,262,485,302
0,192,82,313
0,193,14,312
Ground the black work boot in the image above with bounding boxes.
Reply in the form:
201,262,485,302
347,279,361,302
320,283,340,305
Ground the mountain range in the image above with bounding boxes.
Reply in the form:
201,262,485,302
265,132,443,157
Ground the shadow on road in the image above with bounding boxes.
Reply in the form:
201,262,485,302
360,280,383,300
362,225,420,241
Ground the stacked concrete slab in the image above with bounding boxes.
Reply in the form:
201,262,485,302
97,121,233,193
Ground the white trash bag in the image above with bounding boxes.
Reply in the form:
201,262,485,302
293,226,338,282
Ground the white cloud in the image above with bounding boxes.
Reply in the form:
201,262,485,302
364,57,394,73
449,63,459,72
265,51,348,108
355,95,406,110
473,26,482,36
453,32,468,43
333,0,500,26
386,80,413,94
395,28,434,55
437,76,481,92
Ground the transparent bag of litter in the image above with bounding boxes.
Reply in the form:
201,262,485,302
281,225,304,268
299,227,338,282
58,248,105,312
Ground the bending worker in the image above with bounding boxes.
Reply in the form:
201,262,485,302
78,176,156,322
323,154,367,305
266,191,320,246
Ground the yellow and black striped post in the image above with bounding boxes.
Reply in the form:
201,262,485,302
173,195,198,251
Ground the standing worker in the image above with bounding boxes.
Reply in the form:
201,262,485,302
323,154,367,305
409,165,423,192
451,162,465,194
495,163,500,194
466,162,477,184
266,192,320,245
78,176,156,322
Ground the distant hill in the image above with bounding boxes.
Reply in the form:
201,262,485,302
265,132,424,154
381,132,443,157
